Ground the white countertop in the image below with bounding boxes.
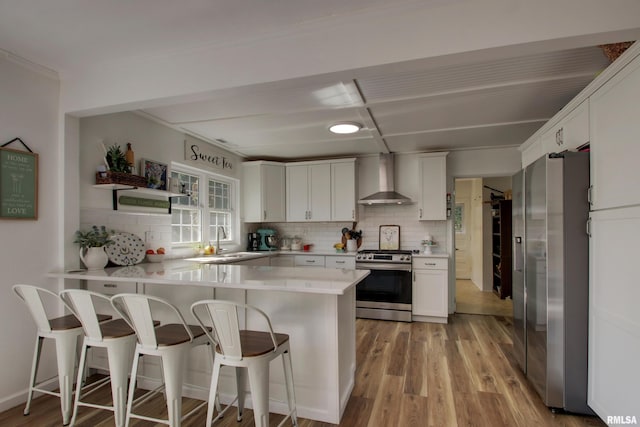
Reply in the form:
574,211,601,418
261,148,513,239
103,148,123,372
49,259,369,295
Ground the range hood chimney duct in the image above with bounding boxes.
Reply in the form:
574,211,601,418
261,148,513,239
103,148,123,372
358,153,413,205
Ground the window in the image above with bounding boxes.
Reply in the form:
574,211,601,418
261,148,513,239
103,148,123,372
170,166,237,247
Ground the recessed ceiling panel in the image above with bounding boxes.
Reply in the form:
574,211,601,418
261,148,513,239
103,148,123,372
240,139,382,160
385,121,544,152
357,47,608,102
178,107,373,148
370,76,593,135
143,80,362,123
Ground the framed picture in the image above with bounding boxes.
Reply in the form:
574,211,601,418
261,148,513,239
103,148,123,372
379,225,400,250
140,158,169,190
0,147,38,220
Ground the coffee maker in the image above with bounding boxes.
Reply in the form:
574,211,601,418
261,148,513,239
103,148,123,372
246,232,259,251
256,228,277,251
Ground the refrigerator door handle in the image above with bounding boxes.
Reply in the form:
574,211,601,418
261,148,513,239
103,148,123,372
514,236,524,272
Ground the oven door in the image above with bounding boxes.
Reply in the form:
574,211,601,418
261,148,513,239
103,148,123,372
356,262,412,321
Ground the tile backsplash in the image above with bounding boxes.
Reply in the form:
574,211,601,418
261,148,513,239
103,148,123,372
263,204,448,253
82,203,448,258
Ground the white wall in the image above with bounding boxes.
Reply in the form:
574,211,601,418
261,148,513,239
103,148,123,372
79,112,243,258
0,55,61,411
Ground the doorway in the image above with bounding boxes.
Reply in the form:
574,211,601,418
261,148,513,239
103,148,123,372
454,177,513,316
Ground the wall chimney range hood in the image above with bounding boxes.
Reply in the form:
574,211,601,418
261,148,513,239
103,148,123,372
358,153,413,205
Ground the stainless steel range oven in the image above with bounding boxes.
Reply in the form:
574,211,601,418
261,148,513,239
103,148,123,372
355,250,413,322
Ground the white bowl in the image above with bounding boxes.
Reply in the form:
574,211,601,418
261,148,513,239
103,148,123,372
146,254,165,263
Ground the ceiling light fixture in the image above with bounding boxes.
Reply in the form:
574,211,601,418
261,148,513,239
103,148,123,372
329,122,362,134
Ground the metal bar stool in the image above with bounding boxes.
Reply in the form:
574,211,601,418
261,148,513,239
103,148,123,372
190,300,298,427
13,284,111,425
111,293,213,427
60,289,160,427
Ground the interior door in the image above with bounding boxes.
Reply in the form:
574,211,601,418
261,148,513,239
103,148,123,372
455,198,471,279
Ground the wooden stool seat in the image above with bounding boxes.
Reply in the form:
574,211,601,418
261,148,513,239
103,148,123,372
49,313,111,331
230,330,290,357
100,318,160,339
155,324,209,346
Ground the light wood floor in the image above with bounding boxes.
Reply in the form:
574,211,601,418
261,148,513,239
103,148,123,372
0,316,604,427
456,279,513,317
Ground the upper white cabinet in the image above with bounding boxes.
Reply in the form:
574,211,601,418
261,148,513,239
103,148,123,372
242,161,286,223
541,100,590,155
331,159,357,221
590,53,640,211
286,158,357,222
286,163,331,221
418,152,448,221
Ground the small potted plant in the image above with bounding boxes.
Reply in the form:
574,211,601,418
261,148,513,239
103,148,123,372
74,225,114,270
106,144,131,173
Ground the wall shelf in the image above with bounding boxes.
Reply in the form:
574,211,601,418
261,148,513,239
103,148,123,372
93,184,183,213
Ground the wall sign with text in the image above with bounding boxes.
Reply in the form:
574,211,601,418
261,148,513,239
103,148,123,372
184,140,234,172
0,147,38,220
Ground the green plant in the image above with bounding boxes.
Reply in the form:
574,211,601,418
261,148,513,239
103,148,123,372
74,225,114,248
106,144,131,173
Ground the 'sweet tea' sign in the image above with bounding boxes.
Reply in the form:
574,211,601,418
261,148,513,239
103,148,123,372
184,140,234,172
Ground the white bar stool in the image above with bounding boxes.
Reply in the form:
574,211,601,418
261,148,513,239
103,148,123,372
190,300,298,427
13,284,111,425
60,289,158,427
111,293,212,427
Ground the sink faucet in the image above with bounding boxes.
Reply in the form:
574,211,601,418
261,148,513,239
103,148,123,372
216,226,227,254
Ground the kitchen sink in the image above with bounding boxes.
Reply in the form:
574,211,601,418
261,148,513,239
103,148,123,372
185,252,266,264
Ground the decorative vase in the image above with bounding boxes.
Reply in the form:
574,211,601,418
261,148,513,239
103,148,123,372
80,247,109,270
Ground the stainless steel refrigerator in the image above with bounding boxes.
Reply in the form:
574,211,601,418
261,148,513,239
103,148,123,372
512,151,593,414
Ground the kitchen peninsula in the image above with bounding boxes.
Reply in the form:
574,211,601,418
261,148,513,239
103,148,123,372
50,261,369,424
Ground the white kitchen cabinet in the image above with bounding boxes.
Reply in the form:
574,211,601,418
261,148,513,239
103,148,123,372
590,53,640,211
541,100,589,155
588,206,640,420
294,255,325,267
412,256,448,323
331,159,357,221
325,256,355,270
242,161,286,222
418,152,448,221
286,163,331,222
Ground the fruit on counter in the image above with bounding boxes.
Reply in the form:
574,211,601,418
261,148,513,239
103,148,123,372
156,247,165,254
146,249,155,255
204,244,214,255
334,243,345,249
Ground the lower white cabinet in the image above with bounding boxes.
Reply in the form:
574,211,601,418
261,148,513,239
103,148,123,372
588,206,640,420
294,255,325,267
272,254,355,269
325,256,355,270
412,257,448,323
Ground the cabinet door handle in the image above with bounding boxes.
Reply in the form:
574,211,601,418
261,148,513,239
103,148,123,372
263,210,267,220
308,210,311,220
336,260,345,264
586,218,592,238
352,210,355,219
587,186,593,206
419,208,423,219
306,260,316,263
104,283,117,288
555,127,564,146
424,262,436,266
